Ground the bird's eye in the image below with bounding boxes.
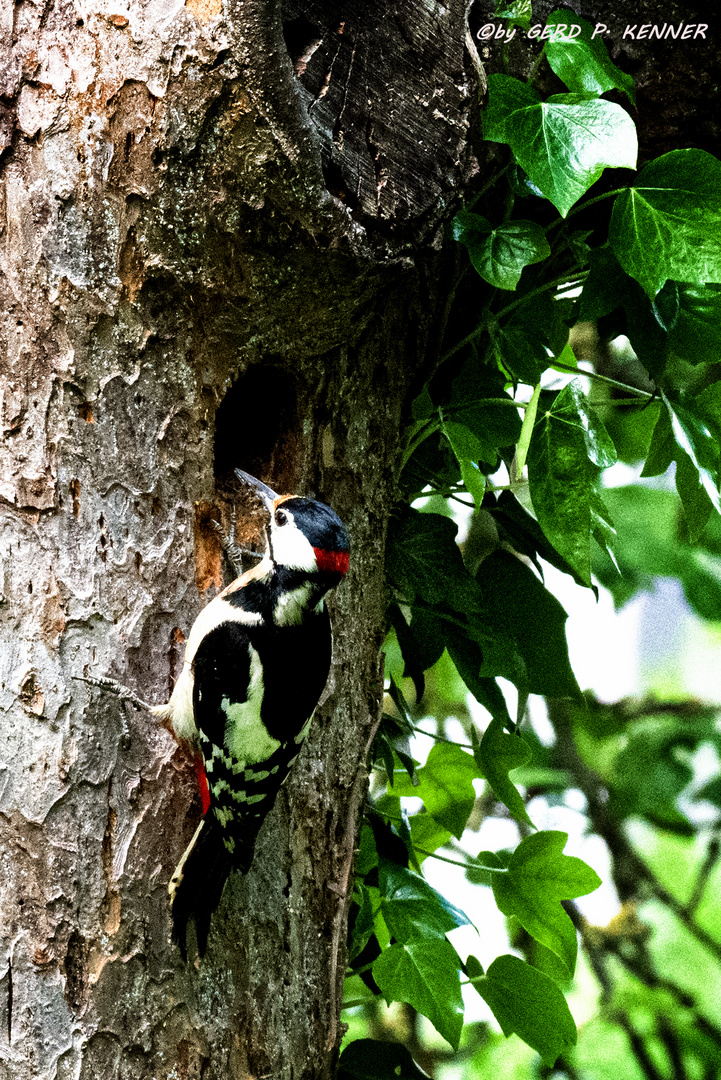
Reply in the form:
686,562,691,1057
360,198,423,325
275,509,288,526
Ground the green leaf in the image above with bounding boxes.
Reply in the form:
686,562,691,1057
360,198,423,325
610,149,721,296
476,717,534,826
446,357,523,459
643,405,714,542
492,832,602,974
401,428,460,497
578,245,628,322
471,954,577,1066
669,282,721,363
475,549,580,698
373,939,465,1050
610,718,708,830
349,882,381,962
663,392,721,515
409,813,452,864
577,246,672,377
544,11,635,104
454,210,551,290
442,625,514,725
338,1040,430,1080
488,490,590,588
379,861,472,944
495,0,531,31
484,75,637,217
528,381,615,585
356,822,379,877
395,741,481,839
441,420,488,505
388,604,445,703
495,292,573,383
386,508,481,611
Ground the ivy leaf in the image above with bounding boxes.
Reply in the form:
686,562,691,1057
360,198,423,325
495,291,573,383
442,623,514,726
488,490,591,589
373,939,465,1050
590,490,620,572
642,404,714,542
395,741,481,839
356,822,379,877
386,508,481,612
610,149,721,296
409,813,452,864
475,549,580,698
454,211,550,290
495,0,532,31
441,419,488,505
470,954,577,1066
544,11,635,104
663,392,721,515
475,717,534,826
338,1040,430,1080
578,245,628,322
447,357,523,459
668,282,721,363
578,247,670,378
379,861,472,943
349,882,381,962
491,831,602,974
528,381,616,585
484,75,637,217
388,604,445,703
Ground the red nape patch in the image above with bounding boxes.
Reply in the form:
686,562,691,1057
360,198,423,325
314,547,350,577
195,757,211,815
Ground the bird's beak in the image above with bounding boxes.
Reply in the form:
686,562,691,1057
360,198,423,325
235,469,279,514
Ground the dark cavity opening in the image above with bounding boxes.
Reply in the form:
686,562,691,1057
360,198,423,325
282,16,322,65
213,365,299,495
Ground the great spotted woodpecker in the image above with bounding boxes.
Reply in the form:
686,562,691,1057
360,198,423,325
154,470,350,956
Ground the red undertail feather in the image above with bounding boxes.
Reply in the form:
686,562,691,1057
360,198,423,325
195,757,211,815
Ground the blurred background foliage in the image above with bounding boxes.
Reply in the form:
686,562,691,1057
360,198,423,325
343,379,721,1077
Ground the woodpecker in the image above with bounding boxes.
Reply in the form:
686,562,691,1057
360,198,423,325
155,470,350,956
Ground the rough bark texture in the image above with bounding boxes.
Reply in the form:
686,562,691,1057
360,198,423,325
0,0,472,1077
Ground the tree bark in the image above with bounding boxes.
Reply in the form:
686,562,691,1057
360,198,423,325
0,1,472,1076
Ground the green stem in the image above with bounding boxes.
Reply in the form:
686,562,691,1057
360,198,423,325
341,998,372,1010
346,961,375,978
400,418,441,471
411,727,474,751
544,187,630,234
551,359,654,399
415,846,503,872
444,397,528,414
439,319,492,364
468,162,513,209
370,808,503,874
511,382,541,481
497,270,589,320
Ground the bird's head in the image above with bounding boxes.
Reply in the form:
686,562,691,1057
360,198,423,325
236,470,350,581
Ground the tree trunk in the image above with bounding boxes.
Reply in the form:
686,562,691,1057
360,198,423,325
4,0,714,1074
0,1,472,1076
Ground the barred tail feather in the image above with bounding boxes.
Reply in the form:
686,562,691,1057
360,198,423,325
169,815,233,958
